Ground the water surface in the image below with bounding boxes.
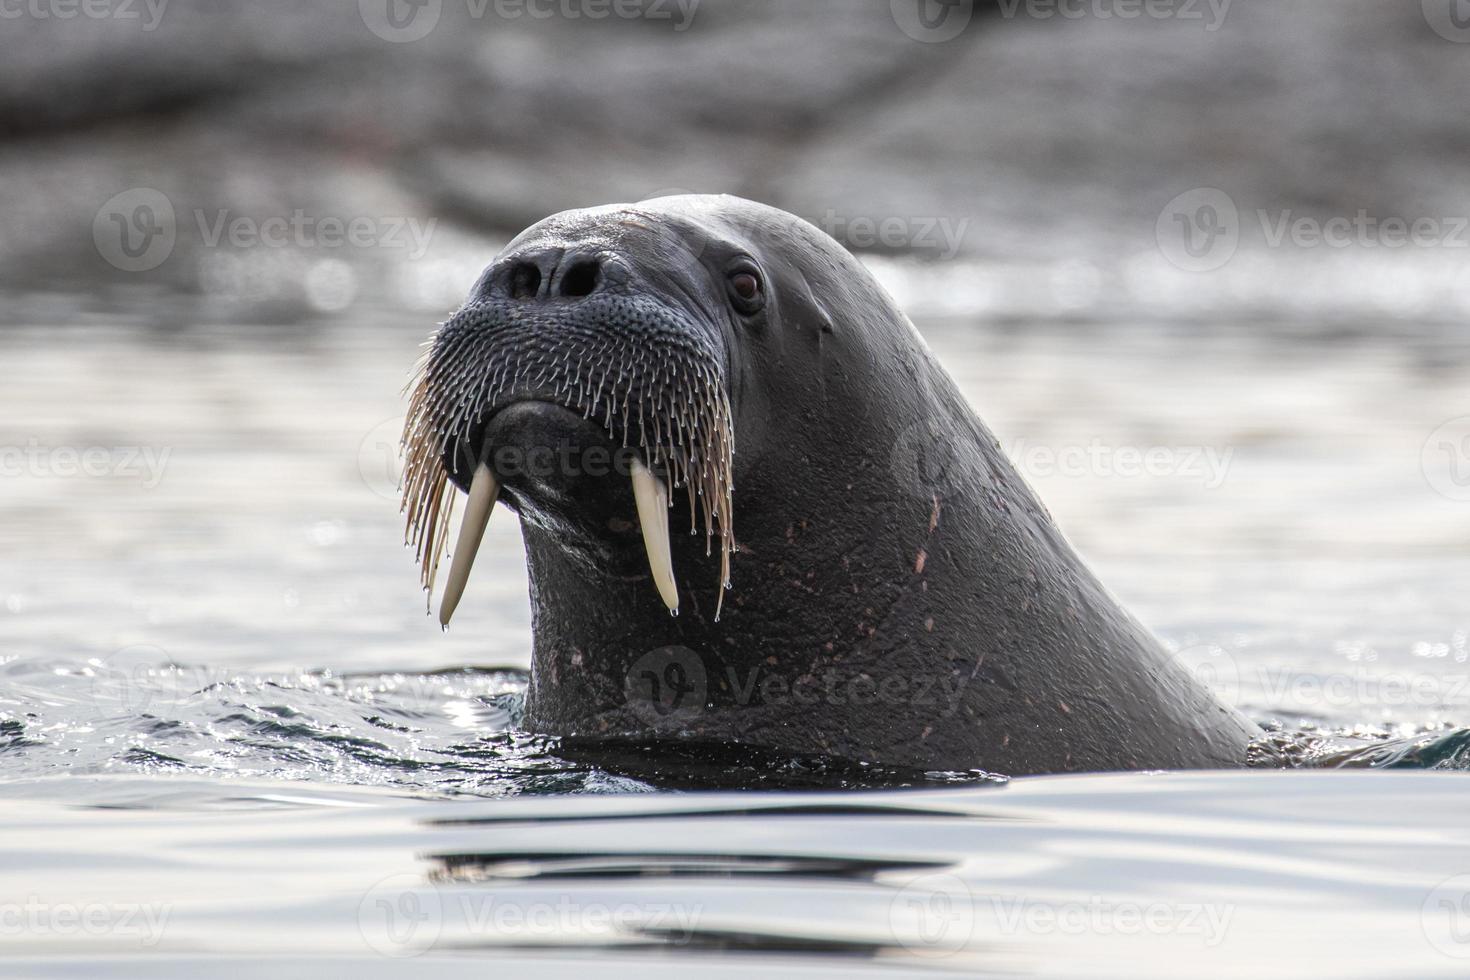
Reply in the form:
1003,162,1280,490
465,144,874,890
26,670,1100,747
3,304,1470,973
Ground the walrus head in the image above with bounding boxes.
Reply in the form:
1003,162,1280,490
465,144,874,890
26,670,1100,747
402,195,1259,775
403,197,739,623
405,194,856,631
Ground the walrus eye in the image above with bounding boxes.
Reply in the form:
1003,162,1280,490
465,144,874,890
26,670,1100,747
732,273,759,299
728,269,763,313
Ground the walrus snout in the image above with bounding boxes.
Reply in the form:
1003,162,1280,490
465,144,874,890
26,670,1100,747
402,251,736,624
482,246,629,303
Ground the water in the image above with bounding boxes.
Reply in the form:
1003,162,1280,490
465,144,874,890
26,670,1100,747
4,300,1470,973
2,770,1468,975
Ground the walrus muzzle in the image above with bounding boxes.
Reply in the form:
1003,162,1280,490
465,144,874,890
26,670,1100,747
402,284,734,625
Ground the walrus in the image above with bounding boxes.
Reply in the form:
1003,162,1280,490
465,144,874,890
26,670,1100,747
400,194,1260,776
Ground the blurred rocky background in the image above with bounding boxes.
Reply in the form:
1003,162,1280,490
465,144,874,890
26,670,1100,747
4,0,1470,724
4,0,1470,326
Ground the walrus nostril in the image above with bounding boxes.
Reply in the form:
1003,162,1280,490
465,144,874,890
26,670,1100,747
557,260,601,298
509,261,542,300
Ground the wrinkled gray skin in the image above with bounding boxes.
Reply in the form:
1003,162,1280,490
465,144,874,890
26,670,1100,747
437,194,1260,776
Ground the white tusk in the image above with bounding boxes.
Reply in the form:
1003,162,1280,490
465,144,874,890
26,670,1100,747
630,457,679,614
439,461,499,628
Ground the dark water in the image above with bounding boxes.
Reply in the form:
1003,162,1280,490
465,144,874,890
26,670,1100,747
5,309,1470,974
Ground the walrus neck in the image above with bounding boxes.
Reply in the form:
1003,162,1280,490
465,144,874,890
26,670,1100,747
514,376,1252,775
520,356,1258,774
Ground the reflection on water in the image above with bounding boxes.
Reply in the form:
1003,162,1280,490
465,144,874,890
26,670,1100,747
2,769,1469,976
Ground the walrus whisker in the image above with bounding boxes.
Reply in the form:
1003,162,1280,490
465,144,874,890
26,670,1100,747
400,300,735,621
